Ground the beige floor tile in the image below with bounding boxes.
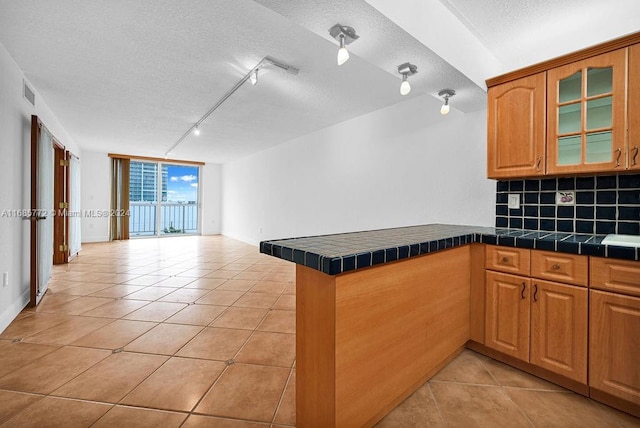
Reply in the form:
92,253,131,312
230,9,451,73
431,350,498,385
476,353,565,391
123,275,171,286
124,286,179,301
52,352,167,403
125,323,203,355
283,284,295,295
183,277,227,289
23,316,113,345
195,363,289,422
177,327,251,360
32,294,80,313
376,383,445,427
235,331,295,368
429,382,531,427
165,304,227,326
150,267,189,276
92,272,142,284
196,290,244,306
591,401,640,428
216,279,259,292
0,390,43,425
232,292,280,309
80,299,149,318
273,370,296,426
256,310,295,334
250,281,288,294
206,270,238,280
223,263,253,271
122,301,188,322
0,340,60,378
121,357,226,411
0,346,111,394
158,288,210,303
1,396,112,427
245,264,275,272
182,415,269,427
272,294,295,311
90,284,147,298
507,388,635,428
55,282,114,296
211,307,269,330
261,272,294,283
46,296,114,315
93,405,188,428
233,271,267,281
71,319,157,350
152,276,196,288
176,268,215,278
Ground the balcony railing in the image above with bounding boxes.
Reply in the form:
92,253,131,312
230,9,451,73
129,202,198,236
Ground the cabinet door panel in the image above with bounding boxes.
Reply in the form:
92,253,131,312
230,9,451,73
485,271,530,361
547,49,627,174
531,280,587,383
487,73,546,178
590,290,640,405
629,44,640,170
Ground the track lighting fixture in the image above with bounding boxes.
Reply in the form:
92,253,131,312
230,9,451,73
165,56,300,157
329,24,359,66
438,89,456,115
397,62,418,96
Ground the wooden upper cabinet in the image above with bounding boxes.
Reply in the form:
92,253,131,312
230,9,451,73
547,49,627,174
629,43,640,171
487,73,546,178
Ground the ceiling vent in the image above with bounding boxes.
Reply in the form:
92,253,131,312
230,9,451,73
23,80,35,107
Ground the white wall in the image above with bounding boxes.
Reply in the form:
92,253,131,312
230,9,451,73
79,154,222,242
222,94,495,246
201,163,222,235
0,42,79,332
80,150,111,243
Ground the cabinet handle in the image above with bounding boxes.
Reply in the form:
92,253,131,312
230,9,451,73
632,146,639,166
551,264,560,270
501,257,509,263
536,156,542,172
521,282,526,300
615,148,622,167
533,284,538,302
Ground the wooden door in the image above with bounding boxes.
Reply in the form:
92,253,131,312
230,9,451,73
29,116,55,306
547,49,627,174
590,290,640,405
485,271,530,361
530,279,588,383
53,145,68,264
487,72,546,178
629,44,640,170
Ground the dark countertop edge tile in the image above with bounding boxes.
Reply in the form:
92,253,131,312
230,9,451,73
259,225,639,274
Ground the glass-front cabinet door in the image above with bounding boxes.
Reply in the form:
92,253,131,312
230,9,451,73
547,49,627,174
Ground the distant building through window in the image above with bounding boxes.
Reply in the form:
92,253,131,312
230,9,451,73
129,161,168,202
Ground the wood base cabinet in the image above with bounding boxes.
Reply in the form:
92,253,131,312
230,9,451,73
590,290,640,409
531,279,587,383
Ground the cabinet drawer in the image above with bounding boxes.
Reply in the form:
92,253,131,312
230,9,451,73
531,250,588,286
486,246,530,276
591,257,640,297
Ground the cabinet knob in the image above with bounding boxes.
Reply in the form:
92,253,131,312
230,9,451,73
551,264,560,270
501,257,509,263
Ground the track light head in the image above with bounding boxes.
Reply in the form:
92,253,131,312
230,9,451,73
250,69,258,85
397,62,417,96
193,126,201,136
329,24,359,65
438,89,456,115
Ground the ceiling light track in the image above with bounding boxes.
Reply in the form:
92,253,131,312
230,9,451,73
165,56,299,157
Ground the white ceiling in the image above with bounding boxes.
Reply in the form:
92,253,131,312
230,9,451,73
0,1,638,163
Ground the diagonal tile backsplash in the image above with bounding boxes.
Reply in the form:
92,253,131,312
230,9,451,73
495,174,640,235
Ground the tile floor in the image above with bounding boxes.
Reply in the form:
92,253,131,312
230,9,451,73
0,236,637,427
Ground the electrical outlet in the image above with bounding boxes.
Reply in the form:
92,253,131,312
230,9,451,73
2,272,8,287
508,194,520,209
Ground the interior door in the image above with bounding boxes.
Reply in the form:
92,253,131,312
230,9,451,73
29,115,55,306
53,145,68,264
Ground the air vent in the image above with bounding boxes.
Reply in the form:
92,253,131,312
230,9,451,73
23,81,35,107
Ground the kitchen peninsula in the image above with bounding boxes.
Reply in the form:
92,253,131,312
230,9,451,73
261,224,639,426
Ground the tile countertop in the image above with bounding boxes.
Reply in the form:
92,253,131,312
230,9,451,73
259,224,640,276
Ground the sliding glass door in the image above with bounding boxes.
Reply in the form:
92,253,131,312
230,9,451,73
129,161,199,237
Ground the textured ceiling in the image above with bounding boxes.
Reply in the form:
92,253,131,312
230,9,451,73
0,0,637,163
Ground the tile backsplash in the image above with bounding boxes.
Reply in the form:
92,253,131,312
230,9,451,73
495,174,640,235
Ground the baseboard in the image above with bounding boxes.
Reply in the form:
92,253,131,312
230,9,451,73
0,287,30,334
81,235,109,243
590,388,640,419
